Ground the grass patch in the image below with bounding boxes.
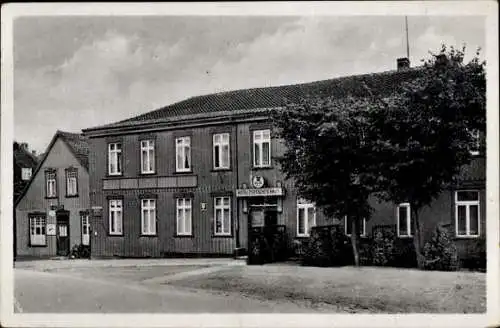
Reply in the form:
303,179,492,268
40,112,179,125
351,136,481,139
165,265,485,313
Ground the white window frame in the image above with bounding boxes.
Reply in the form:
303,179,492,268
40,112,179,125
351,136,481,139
455,190,480,238
141,199,156,235
214,196,231,236
296,200,316,237
21,168,32,181
140,139,155,174
81,214,90,246
253,129,271,168
108,143,123,176
396,203,412,237
109,199,123,235
344,216,367,237
176,137,191,172
66,169,78,196
29,216,46,246
46,171,57,198
176,198,192,236
213,133,230,170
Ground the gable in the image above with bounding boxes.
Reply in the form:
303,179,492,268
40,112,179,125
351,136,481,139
16,138,89,210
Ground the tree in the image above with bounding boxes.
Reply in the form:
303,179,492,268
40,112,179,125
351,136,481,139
271,96,380,266
368,45,486,269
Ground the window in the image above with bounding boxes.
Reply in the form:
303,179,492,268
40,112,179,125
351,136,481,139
345,216,366,237
214,196,231,236
108,143,122,175
469,130,481,156
176,198,192,236
140,139,155,174
397,203,412,237
109,199,123,235
253,129,271,167
141,199,156,235
45,170,57,198
21,168,32,181
213,133,230,169
297,199,316,237
81,213,90,246
66,169,78,196
29,215,46,246
176,137,191,172
455,190,480,237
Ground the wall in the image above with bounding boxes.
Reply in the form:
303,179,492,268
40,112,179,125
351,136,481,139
16,138,90,257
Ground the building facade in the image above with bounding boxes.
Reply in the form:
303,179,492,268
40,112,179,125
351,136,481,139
83,63,485,261
15,131,90,259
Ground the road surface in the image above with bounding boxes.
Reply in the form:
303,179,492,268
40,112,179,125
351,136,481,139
14,268,314,313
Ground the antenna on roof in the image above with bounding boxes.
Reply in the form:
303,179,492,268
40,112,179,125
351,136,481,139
405,16,410,59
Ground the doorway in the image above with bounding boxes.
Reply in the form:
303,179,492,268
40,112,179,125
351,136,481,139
56,211,70,256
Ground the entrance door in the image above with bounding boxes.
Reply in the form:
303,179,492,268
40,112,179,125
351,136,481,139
56,213,70,256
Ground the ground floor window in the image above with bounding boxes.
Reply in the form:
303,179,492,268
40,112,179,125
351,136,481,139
29,215,46,246
176,198,192,236
109,199,123,235
81,213,90,245
297,199,316,237
455,190,480,237
345,216,366,237
141,199,156,235
397,203,412,237
214,196,231,236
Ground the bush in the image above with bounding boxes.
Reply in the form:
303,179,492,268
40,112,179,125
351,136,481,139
423,225,459,271
70,244,90,259
392,238,417,268
371,228,396,266
302,225,351,267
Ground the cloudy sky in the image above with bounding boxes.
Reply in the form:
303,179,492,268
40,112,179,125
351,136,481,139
14,15,485,153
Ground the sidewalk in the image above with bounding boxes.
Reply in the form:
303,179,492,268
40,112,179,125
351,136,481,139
14,257,246,271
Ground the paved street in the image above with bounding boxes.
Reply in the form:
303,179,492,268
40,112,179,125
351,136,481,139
14,260,317,313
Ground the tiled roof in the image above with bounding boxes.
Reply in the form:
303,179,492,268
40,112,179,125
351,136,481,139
57,131,89,170
85,67,423,131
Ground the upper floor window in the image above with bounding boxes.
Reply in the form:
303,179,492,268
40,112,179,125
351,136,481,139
45,170,57,198
397,203,412,237
21,168,32,181
176,198,192,236
140,139,155,174
29,215,46,246
469,129,481,156
455,190,480,237
176,137,191,172
253,129,271,167
141,199,156,235
297,199,316,237
345,216,366,237
65,168,78,197
213,133,230,169
109,199,123,235
214,196,231,236
108,143,122,175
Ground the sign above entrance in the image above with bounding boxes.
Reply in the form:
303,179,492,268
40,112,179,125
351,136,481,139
251,175,265,189
236,187,284,198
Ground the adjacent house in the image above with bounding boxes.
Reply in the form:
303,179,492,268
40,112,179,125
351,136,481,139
13,142,39,202
82,58,485,262
15,131,90,259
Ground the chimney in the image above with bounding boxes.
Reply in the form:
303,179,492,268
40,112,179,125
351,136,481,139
20,142,28,151
397,57,410,71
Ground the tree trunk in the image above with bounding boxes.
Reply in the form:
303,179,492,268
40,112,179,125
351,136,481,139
411,207,425,269
351,218,360,267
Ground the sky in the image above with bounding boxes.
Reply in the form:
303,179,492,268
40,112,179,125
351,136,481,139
13,15,485,154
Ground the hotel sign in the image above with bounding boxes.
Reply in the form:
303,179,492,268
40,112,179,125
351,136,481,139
236,187,284,198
